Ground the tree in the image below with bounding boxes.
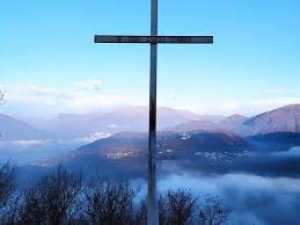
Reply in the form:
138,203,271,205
85,178,139,225
0,90,5,139
136,189,198,225
117,189,230,225
0,90,4,105
0,162,18,225
0,162,16,208
18,165,82,225
0,162,232,225
134,197,147,225
198,195,231,225
159,189,198,225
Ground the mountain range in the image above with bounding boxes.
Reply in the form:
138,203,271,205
5,103,299,181
164,104,300,137
0,106,224,140
0,113,49,140
29,129,300,178
29,129,249,177
1,104,300,140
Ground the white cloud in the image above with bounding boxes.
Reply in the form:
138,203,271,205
1,82,300,117
265,87,299,95
163,93,199,113
272,146,300,157
74,79,103,91
0,82,126,116
244,97,300,115
78,131,111,143
12,140,45,147
161,95,300,117
158,173,300,195
107,124,119,128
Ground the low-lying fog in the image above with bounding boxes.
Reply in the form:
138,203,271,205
272,146,300,157
0,139,95,164
135,171,300,225
0,132,111,164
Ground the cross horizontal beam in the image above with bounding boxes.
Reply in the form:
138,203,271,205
94,35,213,44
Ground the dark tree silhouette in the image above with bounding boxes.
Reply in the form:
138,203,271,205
134,197,147,225
198,195,231,225
0,162,16,208
0,90,4,105
165,189,197,225
18,165,82,225
157,189,198,225
0,162,18,225
85,178,139,225
135,189,200,225
0,164,231,225
0,90,5,139
138,190,230,225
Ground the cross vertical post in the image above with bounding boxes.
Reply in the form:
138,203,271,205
148,0,159,224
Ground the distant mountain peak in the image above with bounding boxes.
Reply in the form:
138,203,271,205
0,113,50,140
226,114,246,120
278,103,300,110
110,131,147,139
241,104,300,135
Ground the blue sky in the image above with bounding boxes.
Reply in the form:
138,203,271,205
1,0,300,117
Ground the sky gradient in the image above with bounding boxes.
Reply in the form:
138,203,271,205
1,0,300,117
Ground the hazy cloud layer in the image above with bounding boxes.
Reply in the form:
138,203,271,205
272,146,300,157
0,132,110,164
73,79,103,91
0,82,126,116
155,172,300,225
1,82,300,117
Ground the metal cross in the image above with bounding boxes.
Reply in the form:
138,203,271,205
94,1,213,224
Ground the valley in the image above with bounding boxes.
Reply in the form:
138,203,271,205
1,104,300,225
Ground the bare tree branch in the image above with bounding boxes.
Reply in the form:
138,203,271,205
0,167,232,225
85,177,140,225
0,162,16,208
19,165,82,225
0,90,5,105
198,195,231,225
